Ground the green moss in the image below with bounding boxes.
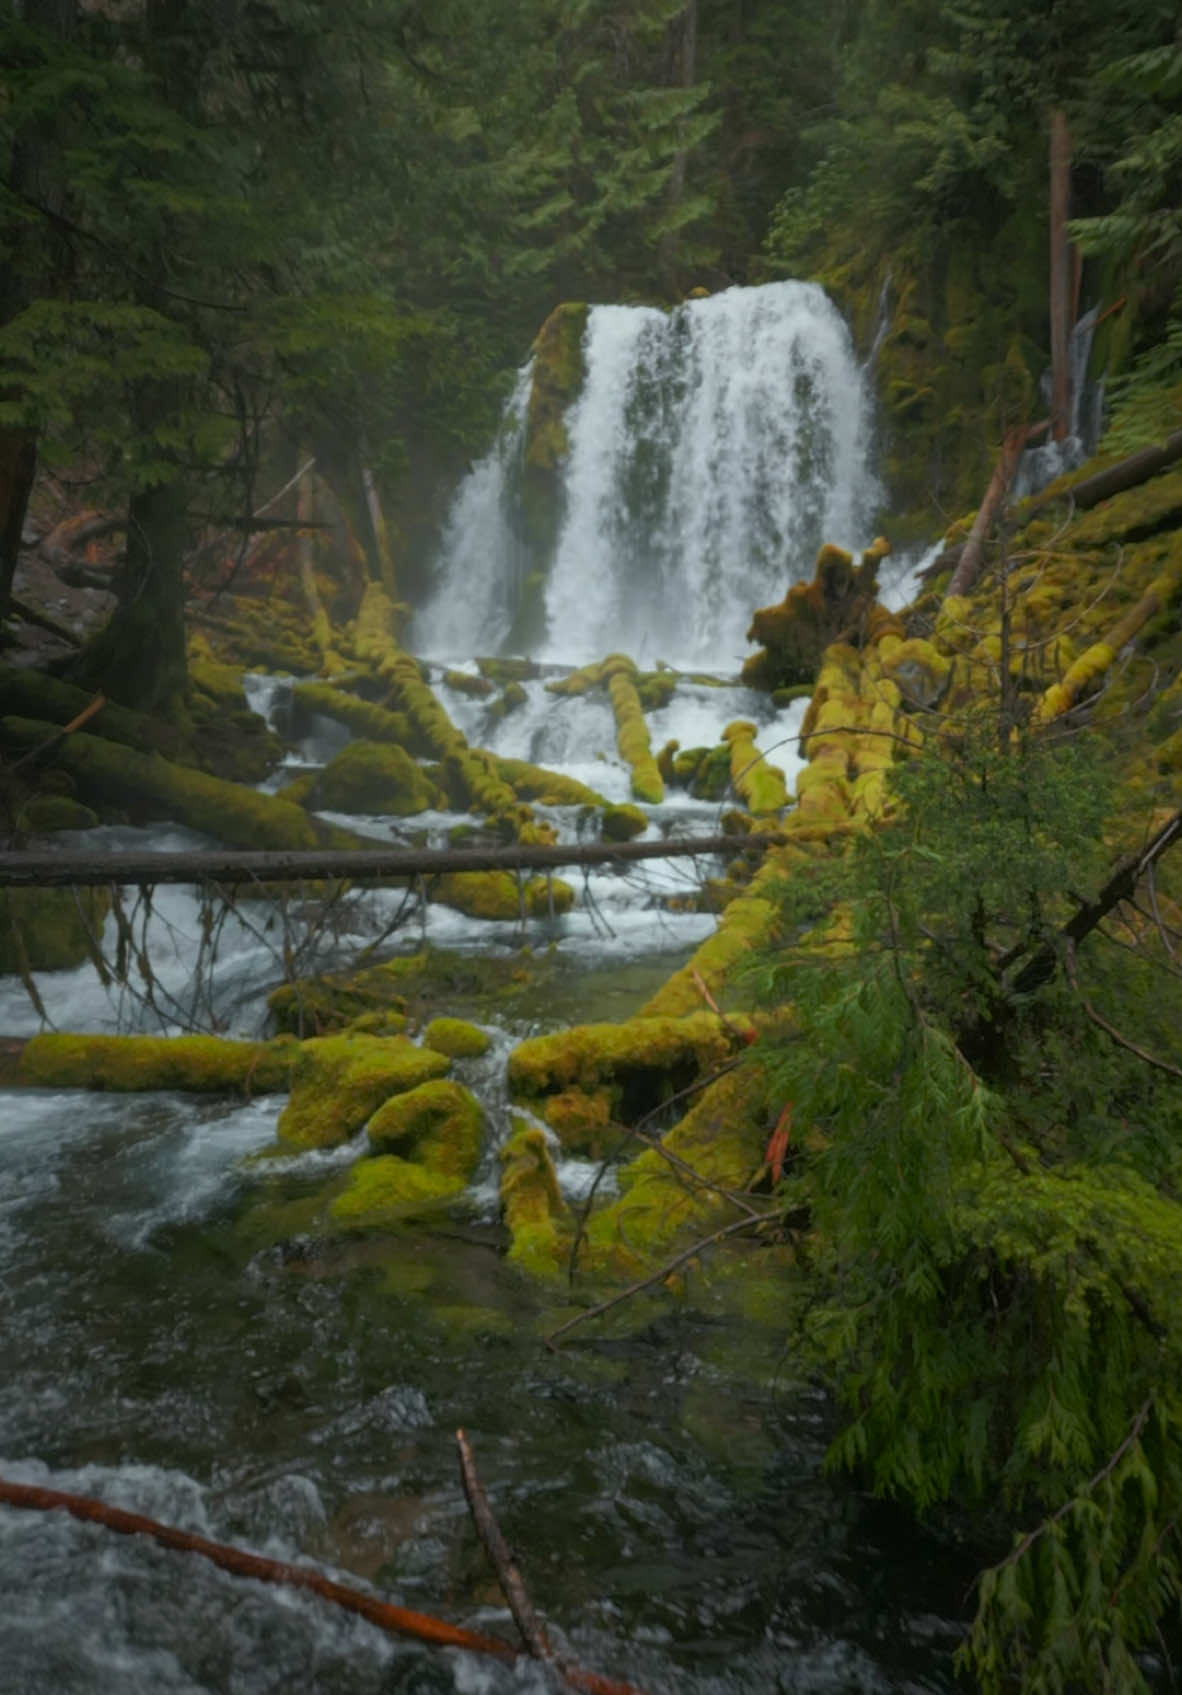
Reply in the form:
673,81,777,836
476,657,541,685
488,681,528,720
690,744,732,801
601,803,648,841
489,754,602,807
421,1016,491,1058
543,1085,621,1157
638,671,678,712
277,1034,451,1150
366,1077,484,1179
19,1032,299,1093
607,669,664,804
0,887,111,974
429,869,574,921
312,740,437,815
723,720,788,814
330,1154,464,1227
269,975,408,1037
508,1010,743,1107
443,669,495,699
16,794,100,833
500,1121,568,1278
291,682,418,753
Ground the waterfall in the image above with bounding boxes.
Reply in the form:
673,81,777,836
416,282,880,670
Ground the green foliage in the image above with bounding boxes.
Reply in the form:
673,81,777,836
751,718,1182,1691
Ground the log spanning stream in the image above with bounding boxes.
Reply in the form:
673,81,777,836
0,659,971,1692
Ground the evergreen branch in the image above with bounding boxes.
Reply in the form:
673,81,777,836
991,1397,1153,1576
1064,939,1182,1083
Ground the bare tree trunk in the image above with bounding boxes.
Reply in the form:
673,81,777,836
667,0,697,211
1049,107,1074,443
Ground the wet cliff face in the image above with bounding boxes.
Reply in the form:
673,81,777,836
415,281,881,670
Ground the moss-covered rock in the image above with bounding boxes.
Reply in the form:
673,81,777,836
19,1032,299,1093
330,1155,464,1227
429,870,574,921
421,1017,491,1059
312,740,437,816
508,1011,745,1115
277,1034,451,1150
366,1077,484,1179
543,1085,621,1158
499,1121,568,1278
601,802,649,841
0,887,111,974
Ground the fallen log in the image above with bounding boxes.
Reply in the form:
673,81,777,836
0,832,780,890
0,1475,650,1695
1023,428,1182,519
946,421,1048,600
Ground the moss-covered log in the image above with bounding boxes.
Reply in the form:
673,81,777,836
604,658,664,804
18,1032,300,1093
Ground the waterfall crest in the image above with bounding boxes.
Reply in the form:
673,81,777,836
416,281,880,669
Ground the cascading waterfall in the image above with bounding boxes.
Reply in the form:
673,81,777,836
416,281,880,669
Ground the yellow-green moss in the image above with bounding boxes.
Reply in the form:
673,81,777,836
488,754,601,807
508,1010,742,1102
500,1121,568,1279
601,802,649,842
429,870,574,921
291,682,417,752
330,1155,464,1227
607,668,664,804
277,1034,450,1150
723,721,788,814
543,1086,621,1157
421,1017,491,1058
366,1077,484,1179
313,740,438,816
584,1061,771,1272
442,669,494,699
881,638,953,709
19,1032,299,1093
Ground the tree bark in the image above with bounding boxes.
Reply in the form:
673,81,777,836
945,422,1043,599
1048,107,1074,443
0,832,780,889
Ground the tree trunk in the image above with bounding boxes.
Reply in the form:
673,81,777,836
1048,107,1074,443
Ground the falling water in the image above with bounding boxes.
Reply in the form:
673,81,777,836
416,282,880,669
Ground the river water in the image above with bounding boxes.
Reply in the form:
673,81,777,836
0,654,973,1694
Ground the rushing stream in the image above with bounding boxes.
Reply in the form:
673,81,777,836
0,277,973,1689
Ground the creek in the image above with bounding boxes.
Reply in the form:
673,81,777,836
0,282,967,1691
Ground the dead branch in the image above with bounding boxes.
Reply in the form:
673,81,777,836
455,1430,559,1669
0,833,783,889
546,1214,764,1350
947,421,1048,601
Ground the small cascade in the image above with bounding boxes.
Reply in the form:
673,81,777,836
417,282,880,669
1016,305,1105,498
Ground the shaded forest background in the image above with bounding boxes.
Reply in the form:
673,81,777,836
2,0,1180,710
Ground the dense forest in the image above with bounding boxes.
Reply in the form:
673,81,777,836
3,3,1182,1693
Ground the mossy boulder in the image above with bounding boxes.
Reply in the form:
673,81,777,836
277,1034,451,1150
18,1032,299,1093
330,1155,464,1228
500,1121,568,1278
880,637,953,709
312,740,437,816
431,870,574,921
421,1017,491,1059
367,1077,484,1180
601,803,649,842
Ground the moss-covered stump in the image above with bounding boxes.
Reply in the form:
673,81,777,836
584,1061,771,1273
311,740,438,816
421,1017,491,1059
723,721,788,813
277,1034,451,1150
367,1078,484,1179
508,1011,745,1121
605,658,664,805
330,1155,465,1228
0,887,110,974
0,718,357,852
500,1121,569,1279
741,539,889,691
19,1032,299,1093
291,682,418,754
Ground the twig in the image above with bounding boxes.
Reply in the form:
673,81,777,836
10,691,106,774
455,1431,560,1669
546,1215,762,1350
1065,939,1182,1082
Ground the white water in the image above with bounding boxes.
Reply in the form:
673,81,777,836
417,282,880,668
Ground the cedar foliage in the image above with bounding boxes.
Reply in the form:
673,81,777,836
752,715,1182,1692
